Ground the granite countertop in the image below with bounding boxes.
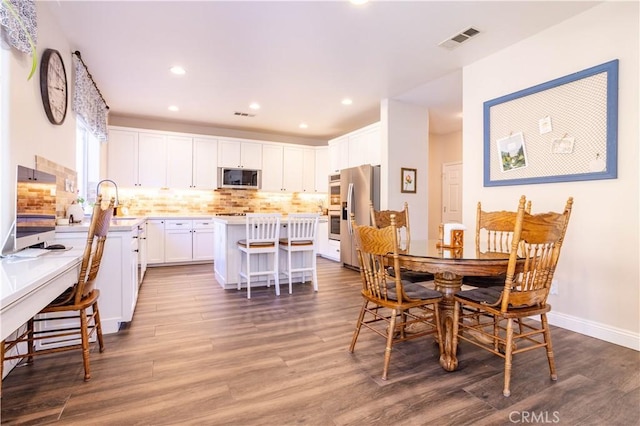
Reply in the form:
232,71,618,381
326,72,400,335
56,216,146,233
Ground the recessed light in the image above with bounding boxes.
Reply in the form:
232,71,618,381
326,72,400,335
341,98,353,106
168,105,179,112
249,102,260,110
170,66,186,75
350,0,369,5
299,123,308,129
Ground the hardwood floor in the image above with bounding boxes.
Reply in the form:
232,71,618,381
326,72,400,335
2,259,638,425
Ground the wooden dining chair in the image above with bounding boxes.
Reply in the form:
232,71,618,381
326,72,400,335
369,201,434,283
349,213,443,380
1,195,115,396
279,213,319,294
452,196,573,397
462,199,532,288
237,213,282,299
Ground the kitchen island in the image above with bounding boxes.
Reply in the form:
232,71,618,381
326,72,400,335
212,215,325,290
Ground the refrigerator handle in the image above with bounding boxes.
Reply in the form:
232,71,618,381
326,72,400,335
347,183,354,235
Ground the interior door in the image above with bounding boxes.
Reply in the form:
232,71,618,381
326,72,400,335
442,162,462,223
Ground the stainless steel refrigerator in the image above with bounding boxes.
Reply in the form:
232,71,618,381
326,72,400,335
340,164,380,269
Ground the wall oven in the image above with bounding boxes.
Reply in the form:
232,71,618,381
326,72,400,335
328,209,341,241
329,173,341,210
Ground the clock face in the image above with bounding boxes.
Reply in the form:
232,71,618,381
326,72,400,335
40,49,68,125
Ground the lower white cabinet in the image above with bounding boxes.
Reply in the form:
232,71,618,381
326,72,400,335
317,221,340,261
150,218,214,265
51,227,140,336
146,219,166,264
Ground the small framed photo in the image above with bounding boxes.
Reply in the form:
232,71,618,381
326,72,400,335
497,132,528,172
401,168,416,193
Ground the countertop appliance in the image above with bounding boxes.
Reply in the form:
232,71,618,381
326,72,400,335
340,164,380,270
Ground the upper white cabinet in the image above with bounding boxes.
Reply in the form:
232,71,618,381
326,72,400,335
138,132,168,187
107,129,139,187
314,146,328,192
218,139,262,169
301,148,316,192
328,122,381,172
261,144,307,193
192,137,218,189
166,135,193,189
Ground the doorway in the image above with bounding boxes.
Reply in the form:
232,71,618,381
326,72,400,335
442,162,462,223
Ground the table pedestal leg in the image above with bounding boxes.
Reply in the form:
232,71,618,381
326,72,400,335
434,271,462,371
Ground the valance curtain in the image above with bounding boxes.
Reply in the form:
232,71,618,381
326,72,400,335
72,53,109,141
0,0,37,54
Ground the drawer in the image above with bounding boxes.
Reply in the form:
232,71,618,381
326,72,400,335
164,219,193,230
193,219,214,229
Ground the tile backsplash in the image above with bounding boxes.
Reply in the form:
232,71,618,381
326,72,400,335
35,156,328,217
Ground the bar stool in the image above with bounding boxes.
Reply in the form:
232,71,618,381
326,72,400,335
237,213,282,299
279,213,320,294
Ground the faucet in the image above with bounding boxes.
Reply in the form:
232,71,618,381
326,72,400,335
96,179,119,213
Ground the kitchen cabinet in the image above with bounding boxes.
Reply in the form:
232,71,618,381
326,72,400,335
314,146,328,193
261,144,285,191
138,132,168,187
165,220,194,263
146,219,165,264
218,139,262,169
328,122,381,172
107,129,138,187
302,148,316,192
317,221,340,262
166,135,193,189
53,222,142,335
262,144,307,193
193,137,218,189
192,219,215,261
164,219,215,264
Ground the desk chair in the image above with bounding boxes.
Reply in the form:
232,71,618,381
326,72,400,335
349,213,443,380
452,196,573,397
237,213,281,299
370,201,433,283
463,200,531,288
279,213,319,294
1,195,115,396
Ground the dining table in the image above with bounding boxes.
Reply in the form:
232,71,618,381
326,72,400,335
394,238,516,372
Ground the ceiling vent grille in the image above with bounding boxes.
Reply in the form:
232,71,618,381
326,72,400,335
439,27,481,50
234,111,256,117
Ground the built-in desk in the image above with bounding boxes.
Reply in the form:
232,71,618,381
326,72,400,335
1,248,83,342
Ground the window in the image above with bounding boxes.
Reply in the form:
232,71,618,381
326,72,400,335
75,121,101,206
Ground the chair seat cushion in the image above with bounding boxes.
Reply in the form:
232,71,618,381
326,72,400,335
462,274,506,288
279,238,314,246
455,286,503,305
238,240,274,248
387,281,442,301
386,267,434,283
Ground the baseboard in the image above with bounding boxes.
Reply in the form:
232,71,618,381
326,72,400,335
547,311,639,351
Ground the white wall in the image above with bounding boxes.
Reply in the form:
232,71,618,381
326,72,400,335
1,3,77,244
463,2,639,349
380,99,430,240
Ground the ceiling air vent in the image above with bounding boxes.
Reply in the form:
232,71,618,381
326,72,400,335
439,27,481,50
234,111,256,117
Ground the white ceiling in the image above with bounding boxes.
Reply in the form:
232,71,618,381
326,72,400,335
44,1,600,140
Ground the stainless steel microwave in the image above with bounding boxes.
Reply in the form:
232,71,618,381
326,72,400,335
218,168,261,189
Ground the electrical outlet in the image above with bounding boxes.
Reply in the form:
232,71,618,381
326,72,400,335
550,278,559,295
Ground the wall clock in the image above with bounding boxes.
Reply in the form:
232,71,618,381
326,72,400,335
40,48,68,125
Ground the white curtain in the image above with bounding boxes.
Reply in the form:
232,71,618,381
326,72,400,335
72,53,109,141
0,0,37,54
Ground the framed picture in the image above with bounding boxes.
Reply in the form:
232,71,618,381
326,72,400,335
497,132,528,172
401,168,416,193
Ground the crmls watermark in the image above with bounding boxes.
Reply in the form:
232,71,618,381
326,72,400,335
509,411,561,424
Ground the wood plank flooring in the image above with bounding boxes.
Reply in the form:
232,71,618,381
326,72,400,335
2,259,639,425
